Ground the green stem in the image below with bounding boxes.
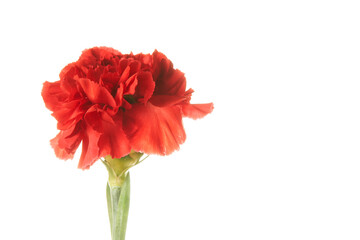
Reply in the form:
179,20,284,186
106,172,131,240
102,152,147,240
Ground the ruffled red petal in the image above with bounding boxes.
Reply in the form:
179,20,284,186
152,50,171,82
52,99,86,130
181,103,214,120
119,65,131,83
42,81,68,112
82,106,131,165
123,103,186,155
59,64,82,96
84,105,116,132
152,50,186,96
129,61,141,76
157,69,186,96
78,124,102,170
134,71,155,104
50,123,83,160
150,95,187,107
149,88,193,107
78,47,122,67
98,111,131,159
123,74,138,95
77,77,117,107
101,71,121,90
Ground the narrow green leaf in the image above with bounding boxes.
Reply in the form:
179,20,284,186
106,182,113,237
110,186,122,239
117,173,130,240
108,173,130,240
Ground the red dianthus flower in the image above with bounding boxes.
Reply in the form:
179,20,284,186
42,47,213,169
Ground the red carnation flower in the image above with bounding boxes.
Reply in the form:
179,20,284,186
42,47,213,169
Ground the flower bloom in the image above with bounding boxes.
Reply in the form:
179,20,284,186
42,47,213,169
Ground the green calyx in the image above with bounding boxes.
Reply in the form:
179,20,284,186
102,151,146,187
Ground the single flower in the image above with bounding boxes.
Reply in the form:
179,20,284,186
42,47,213,169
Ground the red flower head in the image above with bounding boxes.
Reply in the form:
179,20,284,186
42,47,213,169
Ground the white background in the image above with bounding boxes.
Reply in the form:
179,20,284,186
1,0,360,239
